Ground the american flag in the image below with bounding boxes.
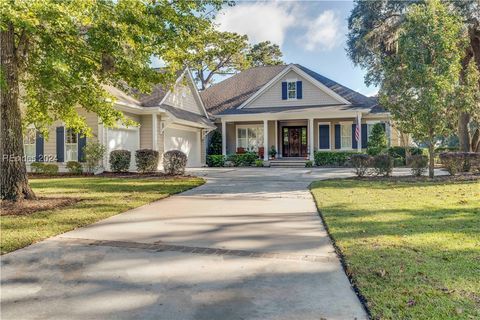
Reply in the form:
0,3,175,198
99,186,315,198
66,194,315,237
355,114,361,142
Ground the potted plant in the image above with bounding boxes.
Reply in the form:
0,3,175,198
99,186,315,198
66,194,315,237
269,145,277,160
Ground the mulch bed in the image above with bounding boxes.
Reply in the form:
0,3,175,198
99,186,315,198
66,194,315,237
28,172,194,179
355,173,480,183
1,197,81,216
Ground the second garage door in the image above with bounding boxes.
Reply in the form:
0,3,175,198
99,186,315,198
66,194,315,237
164,126,201,167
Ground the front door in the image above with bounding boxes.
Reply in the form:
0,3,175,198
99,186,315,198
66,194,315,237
282,126,308,157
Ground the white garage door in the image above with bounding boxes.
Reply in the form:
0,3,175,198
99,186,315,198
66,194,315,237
106,128,139,171
165,126,201,167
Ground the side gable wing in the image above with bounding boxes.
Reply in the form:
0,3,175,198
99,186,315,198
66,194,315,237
241,64,350,109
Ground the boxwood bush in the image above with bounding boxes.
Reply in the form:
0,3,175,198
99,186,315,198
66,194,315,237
163,150,187,175
313,151,358,166
408,155,428,177
109,150,131,172
66,161,83,174
227,152,258,167
206,155,225,167
350,154,371,177
371,154,393,176
30,162,59,175
135,149,159,173
439,152,480,175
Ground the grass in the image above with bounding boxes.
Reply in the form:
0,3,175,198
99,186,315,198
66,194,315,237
310,178,480,320
1,177,204,254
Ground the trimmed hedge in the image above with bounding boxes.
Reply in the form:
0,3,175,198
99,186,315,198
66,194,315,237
371,154,393,176
206,155,225,167
388,146,423,165
30,162,59,175
227,152,258,167
163,150,187,175
439,152,480,175
109,150,131,172
408,155,428,177
66,161,83,174
135,149,159,173
351,154,371,177
314,151,358,166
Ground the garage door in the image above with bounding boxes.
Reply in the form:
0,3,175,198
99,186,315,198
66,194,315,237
106,128,139,171
165,126,201,167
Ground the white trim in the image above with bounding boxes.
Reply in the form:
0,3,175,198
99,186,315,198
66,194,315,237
221,121,227,156
286,79,297,101
186,68,210,119
64,128,79,162
237,64,351,109
317,122,331,151
308,118,314,160
235,124,264,152
152,113,158,151
263,120,268,161
339,121,353,151
274,120,278,156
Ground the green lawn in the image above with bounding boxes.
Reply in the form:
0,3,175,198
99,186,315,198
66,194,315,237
1,177,204,254
310,179,480,320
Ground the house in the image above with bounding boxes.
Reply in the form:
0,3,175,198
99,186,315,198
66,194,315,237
201,63,400,161
25,69,215,172
24,64,400,171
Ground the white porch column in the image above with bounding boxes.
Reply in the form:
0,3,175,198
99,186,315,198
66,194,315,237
309,118,314,161
152,113,158,150
357,112,362,152
263,119,268,161
222,120,227,156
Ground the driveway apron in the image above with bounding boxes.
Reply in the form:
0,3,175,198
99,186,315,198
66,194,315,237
1,168,367,320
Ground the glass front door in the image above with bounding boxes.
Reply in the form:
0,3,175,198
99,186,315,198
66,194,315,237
282,126,307,157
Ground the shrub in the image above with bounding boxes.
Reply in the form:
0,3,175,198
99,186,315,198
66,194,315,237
465,152,480,172
314,151,358,166
163,150,187,175
255,159,264,167
227,151,258,167
109,150,131,172
83,141,106,173
135,149,159,173
207,131,222,155
408,155,428,177
439,152,480,175
367,123,387,156
305,160,313,168
269,146,277,159
206,155,225,167
371,154,393,176
350,154,371,177
30,162,59,175
66,161,83,174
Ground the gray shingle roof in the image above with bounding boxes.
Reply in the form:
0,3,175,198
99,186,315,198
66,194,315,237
201,64,385,115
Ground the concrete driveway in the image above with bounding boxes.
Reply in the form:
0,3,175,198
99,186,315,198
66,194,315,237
1,168,367,320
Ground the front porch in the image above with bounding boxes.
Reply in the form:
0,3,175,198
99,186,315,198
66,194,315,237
220,116,371,161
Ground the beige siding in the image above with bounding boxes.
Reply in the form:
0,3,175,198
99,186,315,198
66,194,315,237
267,120,276,151
226,122,236,154
246,70,340,108
201,135,206,166
164,78,204,116
140,115,153,149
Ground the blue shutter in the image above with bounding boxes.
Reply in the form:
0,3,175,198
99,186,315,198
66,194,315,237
296,81,302,99
361,124,368,148
381,123,386,132
319,125,330,149
352,124,357,149
281,82,287,100
334,124,341,149
35,131,44,162
56,126,64,162
78,134,86,162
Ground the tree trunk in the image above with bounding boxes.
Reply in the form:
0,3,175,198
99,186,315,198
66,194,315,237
1,23,36,201
458,112,471,152
427,133,435,179
472,128,480,152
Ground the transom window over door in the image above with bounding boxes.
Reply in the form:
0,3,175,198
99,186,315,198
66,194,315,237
65,128,78,161
287,81,296,99
24,128,36,161
237,126,264,151
340,123,352,149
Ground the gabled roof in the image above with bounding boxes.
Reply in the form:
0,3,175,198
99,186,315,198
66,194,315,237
201,64,385,115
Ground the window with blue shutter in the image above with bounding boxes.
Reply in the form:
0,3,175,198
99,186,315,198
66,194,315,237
35,131,44,162
78,134,87,162
296,81,302,99
56,126,65,162
281,82,287,100
334,124,341,149
319,125,330,149
361,124,368,148
352,124,357,149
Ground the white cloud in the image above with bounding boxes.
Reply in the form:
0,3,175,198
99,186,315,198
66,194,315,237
215,2,297,46
303,10,344,51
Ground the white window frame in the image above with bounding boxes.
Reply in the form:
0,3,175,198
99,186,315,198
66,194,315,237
339,121,353,150
24,127,36,162
65,128,78,162
366,120,391,146
236,124,264,152
317,122,331,151
286,79,297,100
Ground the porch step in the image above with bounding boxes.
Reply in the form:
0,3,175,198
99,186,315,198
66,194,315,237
269,160,308,168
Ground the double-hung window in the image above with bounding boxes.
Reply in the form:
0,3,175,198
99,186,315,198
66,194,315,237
237,126,264,151
340,123,352,149
65,129,78,161
24,128,36,162
287,81,296,99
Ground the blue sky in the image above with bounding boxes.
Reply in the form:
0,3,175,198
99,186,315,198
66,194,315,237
214,1,378,96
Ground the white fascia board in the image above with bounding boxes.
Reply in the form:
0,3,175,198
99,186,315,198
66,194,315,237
217,111,362,122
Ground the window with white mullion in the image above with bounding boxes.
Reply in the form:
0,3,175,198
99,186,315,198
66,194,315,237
340,123,352,149
23,127,36,161
237,126,264,151
287,81,296,99
65,128,78,161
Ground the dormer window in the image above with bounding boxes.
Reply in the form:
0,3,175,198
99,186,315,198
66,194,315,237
287,81,297,99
